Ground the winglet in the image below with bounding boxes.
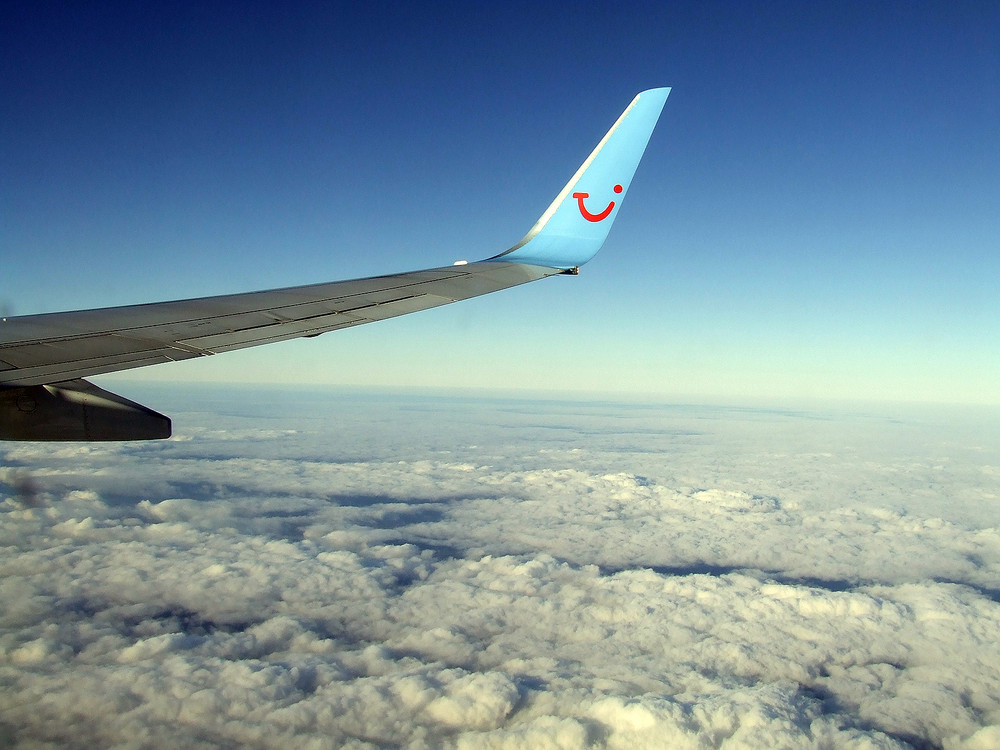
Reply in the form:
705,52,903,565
488,87,670,270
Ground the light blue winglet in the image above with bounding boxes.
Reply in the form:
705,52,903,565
488,87,670,270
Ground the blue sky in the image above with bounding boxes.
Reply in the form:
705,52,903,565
3,1,998,404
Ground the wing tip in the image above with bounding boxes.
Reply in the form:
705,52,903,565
488,86,670,270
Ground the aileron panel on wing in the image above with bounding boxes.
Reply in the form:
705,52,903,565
178,294,456,353
1,334,182,368
3,352,191,386
176,313,364,352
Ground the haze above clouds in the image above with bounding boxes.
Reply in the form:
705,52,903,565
2,387,999,749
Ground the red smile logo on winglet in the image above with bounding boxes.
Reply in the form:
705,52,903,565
573,184,623,222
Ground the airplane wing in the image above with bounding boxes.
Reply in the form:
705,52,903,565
1,87,670,440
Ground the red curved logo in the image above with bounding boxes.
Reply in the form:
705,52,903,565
574,184,623,222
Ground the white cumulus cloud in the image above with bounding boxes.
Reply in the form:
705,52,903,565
1,387,998,748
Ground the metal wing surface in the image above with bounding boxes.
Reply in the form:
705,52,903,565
0,261,553,389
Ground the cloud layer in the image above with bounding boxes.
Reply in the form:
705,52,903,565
2,388,999,748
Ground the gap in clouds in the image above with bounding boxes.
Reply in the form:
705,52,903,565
1,383,999,749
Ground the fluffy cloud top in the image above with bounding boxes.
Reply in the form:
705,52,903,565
1,387,998,748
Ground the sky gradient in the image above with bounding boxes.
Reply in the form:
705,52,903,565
3,2,998,404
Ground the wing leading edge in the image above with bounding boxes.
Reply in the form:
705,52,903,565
0,88,670,440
